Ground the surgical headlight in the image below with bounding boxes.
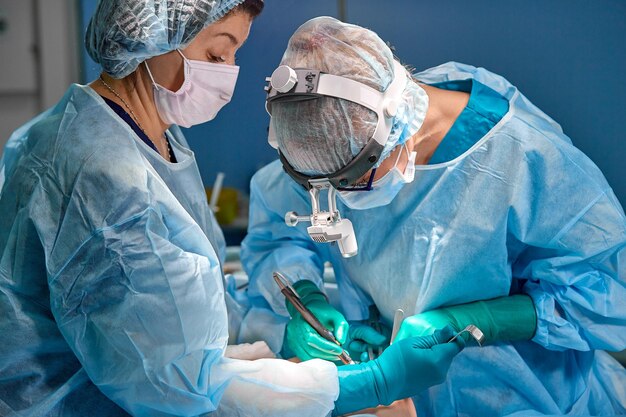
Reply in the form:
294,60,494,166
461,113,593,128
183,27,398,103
264,60,408,257
284,178,358,258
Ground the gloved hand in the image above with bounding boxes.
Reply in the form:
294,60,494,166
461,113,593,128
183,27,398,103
285,280,349,361
333,326,464,416
395,295,537,344
343,322,389,363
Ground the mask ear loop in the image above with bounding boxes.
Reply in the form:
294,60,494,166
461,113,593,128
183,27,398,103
397,143,409,167
144,60,159,88
144,49,188,90
174,48,188,63
369,143,412,188
386,143,408,174
394,143,415,172
343,143,408,191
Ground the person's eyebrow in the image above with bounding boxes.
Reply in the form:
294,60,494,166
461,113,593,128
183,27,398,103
216,32,240,46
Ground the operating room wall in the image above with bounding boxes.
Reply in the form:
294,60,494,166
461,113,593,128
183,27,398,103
0,0,79,152
76,0,626,211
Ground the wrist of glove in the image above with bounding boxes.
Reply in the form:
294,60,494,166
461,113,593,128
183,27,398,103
397,295,537,344
344,321,390,363
333,326,464,416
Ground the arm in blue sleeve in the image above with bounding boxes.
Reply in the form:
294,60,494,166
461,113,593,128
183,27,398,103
519,190,626,351
48,203,341,417
47,172,231,415
241,162,328,317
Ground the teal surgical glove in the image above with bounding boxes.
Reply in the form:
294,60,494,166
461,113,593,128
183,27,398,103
395,295,537,344
344,322,389,363
285,280,349,361
333,326,464,416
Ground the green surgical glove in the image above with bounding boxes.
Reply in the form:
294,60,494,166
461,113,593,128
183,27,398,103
333,326,464,416
344,322,389,363
395,295,537,344
285,280,350,361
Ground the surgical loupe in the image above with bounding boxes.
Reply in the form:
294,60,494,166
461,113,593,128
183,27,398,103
265,60,408,257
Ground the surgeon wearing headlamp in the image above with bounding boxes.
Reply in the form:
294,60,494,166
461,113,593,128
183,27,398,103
0,2,471,416
242,16,626,416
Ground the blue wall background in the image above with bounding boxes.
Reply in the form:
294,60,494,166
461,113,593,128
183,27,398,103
80,0,626,208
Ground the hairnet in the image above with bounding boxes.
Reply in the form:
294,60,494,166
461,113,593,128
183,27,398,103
86,0,246,79
273,16,429,176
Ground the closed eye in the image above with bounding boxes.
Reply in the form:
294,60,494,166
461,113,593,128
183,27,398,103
208,55,226,63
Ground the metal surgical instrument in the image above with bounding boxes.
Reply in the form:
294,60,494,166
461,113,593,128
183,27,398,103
273,272,354,364
390,308,405,344
447,324,485,346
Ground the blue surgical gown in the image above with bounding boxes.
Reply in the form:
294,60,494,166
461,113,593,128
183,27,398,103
0,84,338,417
241,62,626,416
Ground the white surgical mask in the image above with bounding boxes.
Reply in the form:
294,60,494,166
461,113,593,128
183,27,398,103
338,144,417,210
145,50,239,128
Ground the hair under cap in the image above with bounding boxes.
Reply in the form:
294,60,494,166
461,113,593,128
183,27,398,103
85,0,245,79
273,16,428,176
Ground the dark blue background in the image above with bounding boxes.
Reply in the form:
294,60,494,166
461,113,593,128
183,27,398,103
80,0,626,207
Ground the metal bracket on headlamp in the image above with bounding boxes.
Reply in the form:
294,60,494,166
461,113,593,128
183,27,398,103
284,179,358,258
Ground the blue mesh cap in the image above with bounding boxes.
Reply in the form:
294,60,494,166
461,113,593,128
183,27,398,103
86,0,246,79
273,16,429,176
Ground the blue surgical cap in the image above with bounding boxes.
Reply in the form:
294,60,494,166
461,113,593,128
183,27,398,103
86,0,246,79
273,16,429,176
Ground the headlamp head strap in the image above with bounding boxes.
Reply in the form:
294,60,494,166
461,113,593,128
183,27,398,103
278,140,384,191
266,60,408,189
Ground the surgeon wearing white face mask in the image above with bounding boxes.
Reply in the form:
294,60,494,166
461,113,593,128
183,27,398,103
93,6,247,160
144,49,239,128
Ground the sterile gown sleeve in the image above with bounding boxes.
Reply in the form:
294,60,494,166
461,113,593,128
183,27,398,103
414,61,626,353
511,148,626,352
40,146,337,416
241,163,328,318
